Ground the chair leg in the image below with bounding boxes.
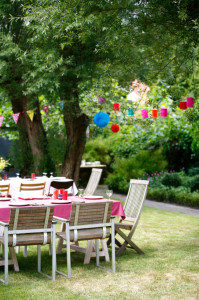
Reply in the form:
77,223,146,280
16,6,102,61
49,244,52,256
37,245,41,273
0,227,9,285
116,228,144,256
23,246,27,257
15,246,20,254
111,219,116,273
95,240,100,267
66,223,71,278
52,223,56,281
9,247,19,272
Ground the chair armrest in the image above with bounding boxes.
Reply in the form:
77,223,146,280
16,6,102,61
53,216,69,223
0,221,9,227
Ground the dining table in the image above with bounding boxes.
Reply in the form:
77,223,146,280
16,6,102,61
0,176,78,197
0,196,125,224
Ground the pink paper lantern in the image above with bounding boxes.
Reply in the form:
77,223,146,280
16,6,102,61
186,97,194,107
141,109,148,119
160,108,167,117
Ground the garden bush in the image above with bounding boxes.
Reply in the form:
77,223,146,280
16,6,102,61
161,173,182,187
147,186,199,208
188,167,199,177
106,149,167,193
190,175,199,192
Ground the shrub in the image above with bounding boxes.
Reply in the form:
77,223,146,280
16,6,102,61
106,149,167,193
161,173,182,187
147,186,199,208
188,167,199,177
190,175,199,192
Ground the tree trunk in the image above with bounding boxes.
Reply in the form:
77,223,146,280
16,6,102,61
11,97,54,175
62,99,89,183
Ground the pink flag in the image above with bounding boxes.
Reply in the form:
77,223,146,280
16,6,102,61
12,112,20,124
0,116,4,127
42,106,49,115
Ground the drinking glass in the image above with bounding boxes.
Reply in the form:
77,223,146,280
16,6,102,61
78,189,84,198
106,189,113,200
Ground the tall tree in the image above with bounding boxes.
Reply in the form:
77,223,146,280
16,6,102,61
0,0,54,174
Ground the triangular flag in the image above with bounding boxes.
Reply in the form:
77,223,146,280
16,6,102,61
0,116,4,127
27,110,34,122
42,105,49,115
12,112,20,124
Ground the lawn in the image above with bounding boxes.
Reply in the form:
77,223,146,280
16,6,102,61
0,206,198,299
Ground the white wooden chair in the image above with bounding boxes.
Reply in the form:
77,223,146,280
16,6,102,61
54,202,115,278
0,184,10,197
84,168,103,196
0,206,56,285
108,179,149,257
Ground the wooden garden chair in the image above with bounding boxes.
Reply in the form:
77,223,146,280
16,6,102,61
0,184,10,197
108,179,149,257
19,182,46,196
84,168,103,196
54,202,115,278
18,182,46,257
0,206,56,285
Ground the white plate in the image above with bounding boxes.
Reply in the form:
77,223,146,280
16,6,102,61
9,202,29,206
84,196,103,200
0,197,11,201
51,200,71,204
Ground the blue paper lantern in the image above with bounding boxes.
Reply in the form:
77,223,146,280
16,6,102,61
94,112,110,127
127,108,133,116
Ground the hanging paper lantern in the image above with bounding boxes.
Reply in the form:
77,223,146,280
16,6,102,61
141,109,148,119
0,116,4,127
94,112,110,127
180,101,187,109
160,108,167,117
186,97,194,107
113,103,119,111
151,109,158,117
127,109,133,116
98,97,105,104
111,124,119,133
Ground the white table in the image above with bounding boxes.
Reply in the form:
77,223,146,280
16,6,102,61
0,177,78,197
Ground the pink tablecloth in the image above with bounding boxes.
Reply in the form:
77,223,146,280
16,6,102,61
0,196,125,223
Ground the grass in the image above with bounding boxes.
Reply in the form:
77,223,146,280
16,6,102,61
0,206,199,299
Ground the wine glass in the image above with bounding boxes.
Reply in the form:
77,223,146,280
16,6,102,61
78,189,84,198
106,189,113,200
16,173,20,178
50,172,53,178
43,172,47,177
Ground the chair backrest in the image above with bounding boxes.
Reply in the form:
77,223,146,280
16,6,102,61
69,202,112,226
0,184,10,196
84,168,103,196
123,179,149,228
7,206,54,246
19,182,46,196
8,206,54,230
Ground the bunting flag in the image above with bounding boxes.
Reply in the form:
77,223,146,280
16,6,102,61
12,113,20,124
27,110,34,122
0,116,4,127
42,105,49,115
